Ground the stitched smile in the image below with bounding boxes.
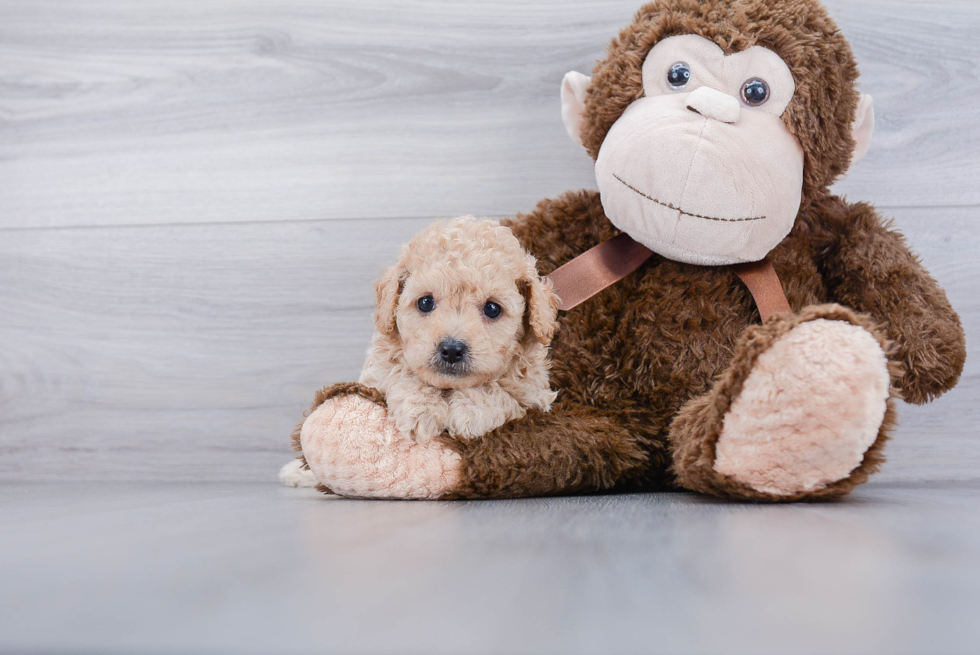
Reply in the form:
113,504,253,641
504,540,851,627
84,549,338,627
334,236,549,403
613,174,766,223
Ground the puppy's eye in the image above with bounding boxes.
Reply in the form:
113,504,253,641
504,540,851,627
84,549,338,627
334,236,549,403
740,78,770,107
667,62,691,89
416,296,435,313
483,301,502,319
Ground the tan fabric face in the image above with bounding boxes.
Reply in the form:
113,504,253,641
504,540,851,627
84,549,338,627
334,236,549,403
594,35,804,266
642,35,797,118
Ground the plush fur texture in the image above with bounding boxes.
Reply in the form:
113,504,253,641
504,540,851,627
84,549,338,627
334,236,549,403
580,0,862,199
687,310,896,499
359,217,559,441
300,390,462,499
290,382,387,495
278,459,318,488
293,0,966,501
714,319,891,496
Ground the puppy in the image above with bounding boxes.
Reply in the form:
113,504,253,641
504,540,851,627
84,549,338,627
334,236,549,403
359,216,560,441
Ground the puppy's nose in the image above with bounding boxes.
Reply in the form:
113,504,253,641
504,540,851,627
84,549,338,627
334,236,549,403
439,339,468,364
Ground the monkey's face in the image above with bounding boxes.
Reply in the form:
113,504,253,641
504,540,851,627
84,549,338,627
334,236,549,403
593,35,805,266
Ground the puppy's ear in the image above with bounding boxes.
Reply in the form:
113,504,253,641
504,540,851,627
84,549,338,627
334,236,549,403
520,257,561,345
373,262,407,336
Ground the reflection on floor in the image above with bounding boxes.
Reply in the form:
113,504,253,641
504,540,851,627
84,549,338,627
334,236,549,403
2,481,978,654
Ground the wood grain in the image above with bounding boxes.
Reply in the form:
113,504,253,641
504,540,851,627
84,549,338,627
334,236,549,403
2,481,980,653
0,0,978,230
2,482,979,653
0,0,976,483
1,207,976,482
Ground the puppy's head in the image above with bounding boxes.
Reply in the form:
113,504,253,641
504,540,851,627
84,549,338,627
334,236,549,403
374,217,559,390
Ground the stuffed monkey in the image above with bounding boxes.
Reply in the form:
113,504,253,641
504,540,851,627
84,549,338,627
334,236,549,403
292,0,965,501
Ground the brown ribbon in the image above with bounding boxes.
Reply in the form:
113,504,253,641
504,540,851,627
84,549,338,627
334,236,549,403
730,259,792,322
546,233,655,311
546,233,790,322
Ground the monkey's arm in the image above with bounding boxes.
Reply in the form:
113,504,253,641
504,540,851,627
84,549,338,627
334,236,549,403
297,382,660,498
817,198,966,404
442,402,655,498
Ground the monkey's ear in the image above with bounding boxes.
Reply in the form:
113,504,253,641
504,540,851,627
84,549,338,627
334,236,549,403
561,71,592,148
843,93,875,177
373,263,406,336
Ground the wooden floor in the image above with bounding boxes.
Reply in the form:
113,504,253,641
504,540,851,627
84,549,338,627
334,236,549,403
2,481,980,655
1,0,979,652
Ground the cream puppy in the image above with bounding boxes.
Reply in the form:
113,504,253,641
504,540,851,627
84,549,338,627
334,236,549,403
359,216,560,441
279,216,559,487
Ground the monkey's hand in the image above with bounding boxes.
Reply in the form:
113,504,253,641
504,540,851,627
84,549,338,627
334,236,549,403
297,383,462,499
819,199,965,404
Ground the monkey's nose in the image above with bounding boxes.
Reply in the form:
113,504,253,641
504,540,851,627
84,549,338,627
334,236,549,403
686,86,741,124
438,339,468,364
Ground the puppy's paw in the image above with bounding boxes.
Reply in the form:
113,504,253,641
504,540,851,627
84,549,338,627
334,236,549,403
385,375,451,442
390,395,449,442
447,386,523,439
411,412,448,441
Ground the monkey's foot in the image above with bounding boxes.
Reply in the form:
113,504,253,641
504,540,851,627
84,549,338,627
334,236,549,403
297,383,462,499
671,305,896,501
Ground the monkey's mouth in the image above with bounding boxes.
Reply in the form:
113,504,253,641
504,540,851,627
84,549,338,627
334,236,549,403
613,174,766,223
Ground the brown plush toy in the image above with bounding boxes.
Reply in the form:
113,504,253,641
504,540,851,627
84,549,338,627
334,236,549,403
292,0,966,501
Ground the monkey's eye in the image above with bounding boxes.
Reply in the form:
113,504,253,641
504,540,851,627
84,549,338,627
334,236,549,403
483,301,502,319
741,78,770,107
667,62,691,89
417,296,435,313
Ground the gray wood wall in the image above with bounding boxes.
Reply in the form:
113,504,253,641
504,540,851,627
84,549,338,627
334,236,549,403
1,0,977,482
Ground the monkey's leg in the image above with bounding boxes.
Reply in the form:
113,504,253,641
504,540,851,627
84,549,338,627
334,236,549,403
294,383,651,499
669,304,899,502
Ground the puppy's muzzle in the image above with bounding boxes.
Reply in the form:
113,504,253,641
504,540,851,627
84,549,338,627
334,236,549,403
433,338,469,376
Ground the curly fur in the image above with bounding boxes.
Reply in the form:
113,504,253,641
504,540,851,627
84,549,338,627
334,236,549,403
359,217,560,441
